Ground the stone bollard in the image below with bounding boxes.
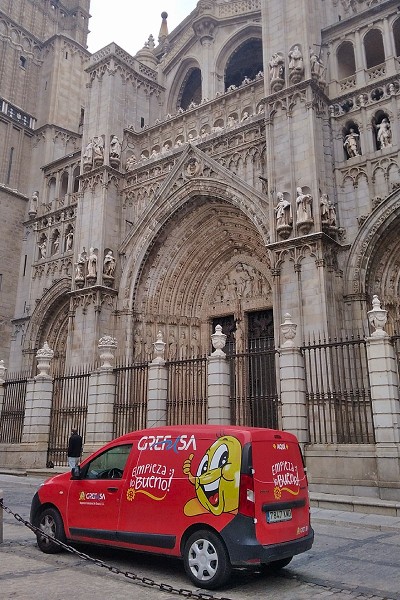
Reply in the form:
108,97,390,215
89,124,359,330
0,490,3,543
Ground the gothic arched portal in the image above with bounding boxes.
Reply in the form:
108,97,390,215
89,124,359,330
130,196,273,361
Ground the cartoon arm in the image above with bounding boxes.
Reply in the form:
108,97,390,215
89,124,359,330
183,453,195,485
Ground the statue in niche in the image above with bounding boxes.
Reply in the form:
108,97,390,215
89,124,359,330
320,193,330,223
134,329,143,361
190,331,200,357
109,135,121,159
275,192,292,228
93,136,104,165
169,330,178,360
103,250,116,277
296,187,313,223
376,118,392,149
180,331,188,359
343,128,361,158
269,52,285,82
87,247,97,278
38,237,47,259
75,248,86,281
52,231,60,255
83,139,93,169
328,200,337,227
125,154,137,172
65,229,74,252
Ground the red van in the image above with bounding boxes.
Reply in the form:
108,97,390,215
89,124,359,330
30,425,314,589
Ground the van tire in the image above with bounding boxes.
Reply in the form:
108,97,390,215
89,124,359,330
183,530,231,589
36,507,66,554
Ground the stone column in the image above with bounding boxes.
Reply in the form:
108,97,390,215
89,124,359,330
21,342,54,468
279,314,308,445
207,325,230,424
147,331,168,428
84,336,118,454
0,360,6,418
366,296,400,500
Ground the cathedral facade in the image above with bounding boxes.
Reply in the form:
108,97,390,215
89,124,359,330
1,1,400,497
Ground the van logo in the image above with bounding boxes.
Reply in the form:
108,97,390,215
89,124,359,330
272,460,300,499
273,443,288,450
138,434,196,453
183,436,242,517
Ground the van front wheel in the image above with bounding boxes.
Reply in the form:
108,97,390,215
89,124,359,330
183,530,231,589
36,508,66,554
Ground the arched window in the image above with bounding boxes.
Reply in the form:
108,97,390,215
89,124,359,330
48,177,56,203
72,166,80,193
393,17,400,57
60,172,68,198
337,41,356,80
364,28,385,68
178,68,202,110
224,38,263,90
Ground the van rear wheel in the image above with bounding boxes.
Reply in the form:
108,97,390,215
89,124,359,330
183,530,231,589
36,507,66,554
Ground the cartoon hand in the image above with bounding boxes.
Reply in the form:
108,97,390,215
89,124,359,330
183,453,195,484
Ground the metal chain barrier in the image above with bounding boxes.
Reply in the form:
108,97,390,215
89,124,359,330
0,499,233,600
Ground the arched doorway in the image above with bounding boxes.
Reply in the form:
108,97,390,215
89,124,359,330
129,194,277,427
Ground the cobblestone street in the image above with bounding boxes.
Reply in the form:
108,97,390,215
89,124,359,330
1,474,400,600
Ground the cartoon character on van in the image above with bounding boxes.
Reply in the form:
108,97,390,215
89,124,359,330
183,435,241,516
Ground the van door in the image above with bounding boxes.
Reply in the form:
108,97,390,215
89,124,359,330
251,435,310,546
67,443,132,542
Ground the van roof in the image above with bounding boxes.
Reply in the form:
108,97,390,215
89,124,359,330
114,425,299,444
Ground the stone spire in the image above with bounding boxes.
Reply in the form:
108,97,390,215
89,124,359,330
158,11,169,44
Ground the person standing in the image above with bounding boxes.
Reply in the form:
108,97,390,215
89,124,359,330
67,429,83,468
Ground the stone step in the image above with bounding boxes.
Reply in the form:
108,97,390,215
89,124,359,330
310,492,400,517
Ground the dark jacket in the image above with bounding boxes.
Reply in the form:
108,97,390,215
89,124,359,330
67,433,83,457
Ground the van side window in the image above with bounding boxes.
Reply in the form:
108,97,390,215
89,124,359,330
84,444,132,480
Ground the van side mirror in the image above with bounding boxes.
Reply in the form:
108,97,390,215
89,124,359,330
71,465,81,480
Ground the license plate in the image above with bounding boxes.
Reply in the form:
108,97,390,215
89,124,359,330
267,508,292,523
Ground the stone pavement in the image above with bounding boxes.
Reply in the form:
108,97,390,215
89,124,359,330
1,474,400,600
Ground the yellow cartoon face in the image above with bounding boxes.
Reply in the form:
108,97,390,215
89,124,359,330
184,436,241,516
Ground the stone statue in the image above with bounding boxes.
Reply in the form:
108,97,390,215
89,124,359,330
296,187,313,223
328,200,337,227
344,128,361,158
310,50,324,80
275,192,292,227
29,191,39,216
93,137,104,164
377,118,392,149
103,250,116,277
83,139,93,168
288,45,304,76
65,229,74,251
87,247,97,278
125,155,137,172
75,249,86,280
269,52,284,81
320,193,330,223
38,238,47,259
109,135,121,159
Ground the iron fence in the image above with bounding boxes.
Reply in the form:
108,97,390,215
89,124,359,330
113,362,149,438
301,335,374,444
227,339,279,428
166,356,208,425
47,367,91,466
0,372,28,444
